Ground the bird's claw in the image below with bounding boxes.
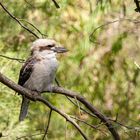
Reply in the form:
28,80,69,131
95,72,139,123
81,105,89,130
31,91,40,101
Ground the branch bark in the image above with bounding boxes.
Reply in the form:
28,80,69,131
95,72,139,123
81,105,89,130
51,0,60,8
0,72,120,140
134,0,140,12
48,86,120,140
0,72,88,140
37,96,88,140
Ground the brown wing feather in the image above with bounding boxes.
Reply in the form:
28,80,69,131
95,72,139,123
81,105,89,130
18,57,36,86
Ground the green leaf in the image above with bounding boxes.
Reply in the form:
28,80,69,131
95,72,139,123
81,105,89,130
112,32,127,54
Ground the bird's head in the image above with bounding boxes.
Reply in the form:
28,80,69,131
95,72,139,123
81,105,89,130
31,38,68,55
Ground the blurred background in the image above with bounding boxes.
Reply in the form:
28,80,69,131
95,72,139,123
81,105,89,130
0,0,140,139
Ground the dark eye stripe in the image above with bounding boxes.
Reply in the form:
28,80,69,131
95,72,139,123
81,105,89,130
39,44,55,51
47,44,55,47
39,46,49,51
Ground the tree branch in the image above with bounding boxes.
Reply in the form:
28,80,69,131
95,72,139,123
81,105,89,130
66,96,97,119
0,54,25,63
134,0,140,12
16,132,44,139
42,109,52,140
18,19,47,38
0,72,88,140
89,18,140,43
70,115,107,136
0,72,120,140
24,0,60,9
48,86,120,140
37,96,88,140
51,0,60,8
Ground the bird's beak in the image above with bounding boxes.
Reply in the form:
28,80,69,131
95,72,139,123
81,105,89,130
51,46,68,53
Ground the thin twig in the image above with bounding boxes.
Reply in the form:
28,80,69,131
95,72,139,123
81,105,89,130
55,77,60,86
42,109,52,140
134,0,140,12
24,0,60,9
70,116,107,136
89,18,140,43
74,96,82,116
18,19,47,38
24,0,35,8
16,132,44,139
134,61,140,69
109,118,140,131
0,54,25,63
0,2,39,38
87,0,93,14
65,120,67,140
51,0,60,8
66,96,97,119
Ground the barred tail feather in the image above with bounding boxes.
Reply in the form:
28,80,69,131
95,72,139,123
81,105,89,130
19,96,30,122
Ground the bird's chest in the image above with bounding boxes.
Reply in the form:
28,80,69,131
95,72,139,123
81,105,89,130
34,58,58,82
34,59,58,77
25,58,58,92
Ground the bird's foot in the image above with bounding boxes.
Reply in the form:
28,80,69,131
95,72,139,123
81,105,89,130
32,90,40,96
31,91,40,101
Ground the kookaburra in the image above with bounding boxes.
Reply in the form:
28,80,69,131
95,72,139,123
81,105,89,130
18,38,67,121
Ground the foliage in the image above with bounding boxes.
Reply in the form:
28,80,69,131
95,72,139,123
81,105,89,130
0,0,140,139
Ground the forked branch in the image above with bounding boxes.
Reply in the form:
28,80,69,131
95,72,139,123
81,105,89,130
0,72,120,140
0,72,88,140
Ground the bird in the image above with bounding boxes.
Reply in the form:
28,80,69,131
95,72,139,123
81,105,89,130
18,38,68,121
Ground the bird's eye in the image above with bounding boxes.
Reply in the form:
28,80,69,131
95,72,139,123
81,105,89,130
47,44,55,48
